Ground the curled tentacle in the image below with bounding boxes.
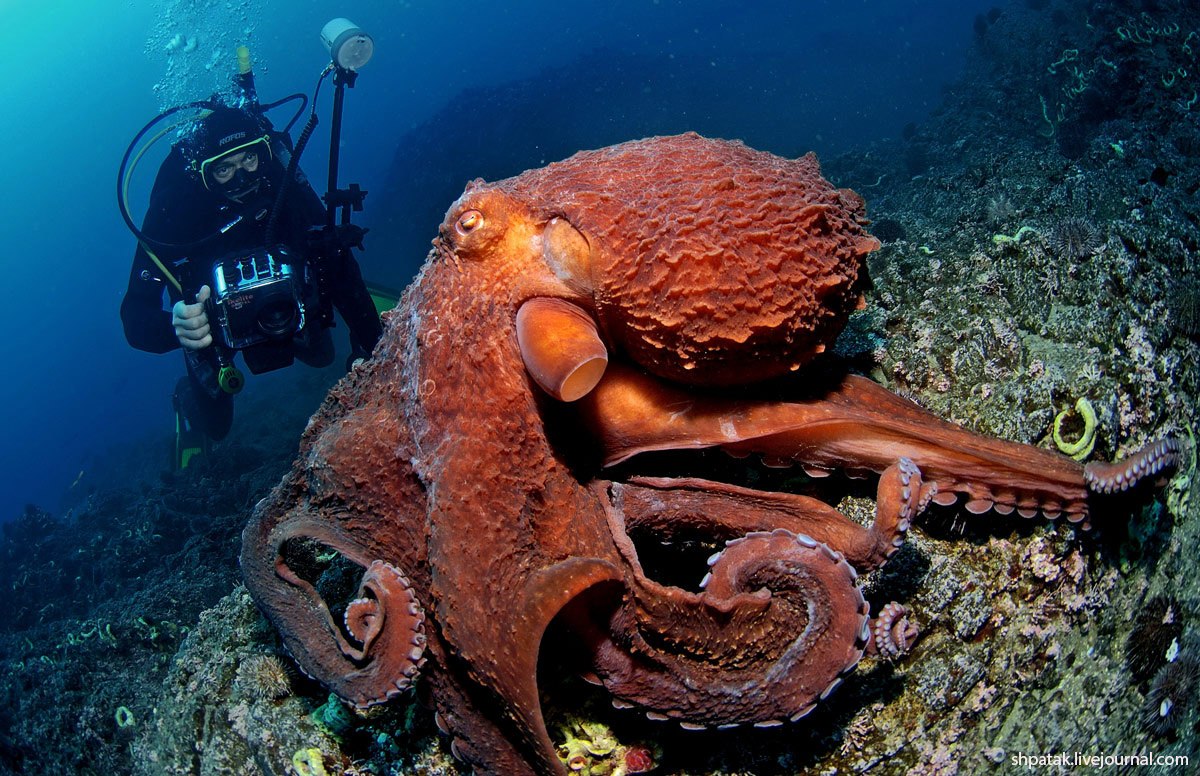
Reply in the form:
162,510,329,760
1084,437,1181,495
590,524,869,729
240,514,427,709
865,601,919,660
865,457,928,567
340,561,427,689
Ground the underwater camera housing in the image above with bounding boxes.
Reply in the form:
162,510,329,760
209,245,306,371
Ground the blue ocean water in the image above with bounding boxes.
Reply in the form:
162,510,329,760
0,0,1001,524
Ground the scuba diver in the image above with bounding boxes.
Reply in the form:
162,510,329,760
119,31,384,467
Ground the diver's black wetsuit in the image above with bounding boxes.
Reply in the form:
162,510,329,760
121,141,382,441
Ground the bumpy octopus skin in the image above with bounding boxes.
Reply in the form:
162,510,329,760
491,134,878,385
240,133,1178,776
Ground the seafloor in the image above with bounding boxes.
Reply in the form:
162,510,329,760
2,1,1199,774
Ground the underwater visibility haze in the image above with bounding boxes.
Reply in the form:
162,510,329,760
0,0,991,525
1,0,1198,774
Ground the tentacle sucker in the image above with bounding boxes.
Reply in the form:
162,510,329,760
865,601,919,660
341,560,428,697
1084,437,1181,495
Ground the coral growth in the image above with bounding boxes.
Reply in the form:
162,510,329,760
234,653,292,702
1170,271,1200,340
1052,397,1098,461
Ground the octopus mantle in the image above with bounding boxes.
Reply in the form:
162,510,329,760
240,133,1177,775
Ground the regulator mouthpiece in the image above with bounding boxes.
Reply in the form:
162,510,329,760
320,18,373,71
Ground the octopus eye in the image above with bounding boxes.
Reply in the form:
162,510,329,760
456,210,483,235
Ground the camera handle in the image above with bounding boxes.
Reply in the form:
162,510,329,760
323,67,366,229
311,66,369,329
201,290,246,394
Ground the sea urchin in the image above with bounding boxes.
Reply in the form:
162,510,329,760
1126,596,1185,685
1143,650,1200,737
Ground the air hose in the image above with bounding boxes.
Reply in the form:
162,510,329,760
264,110,319,246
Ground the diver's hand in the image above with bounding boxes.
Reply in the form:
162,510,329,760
173,285,212,350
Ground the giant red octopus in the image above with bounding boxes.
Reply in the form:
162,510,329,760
240,133,1179,775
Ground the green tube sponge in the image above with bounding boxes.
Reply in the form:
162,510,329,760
1053,397,1097,461
114,706,136,729
291,748,328,776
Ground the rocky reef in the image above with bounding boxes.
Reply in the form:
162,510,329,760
820,0,1200,768
0,368,335,774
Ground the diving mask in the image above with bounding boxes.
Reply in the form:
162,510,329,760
196,135,273,199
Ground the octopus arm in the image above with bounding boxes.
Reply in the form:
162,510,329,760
240,511,427,709
582,366,1091,521
582,496,870,728
614,460,922,572
437,557,623,776
423,648,549,776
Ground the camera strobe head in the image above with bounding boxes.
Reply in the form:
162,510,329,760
321,18,373,71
